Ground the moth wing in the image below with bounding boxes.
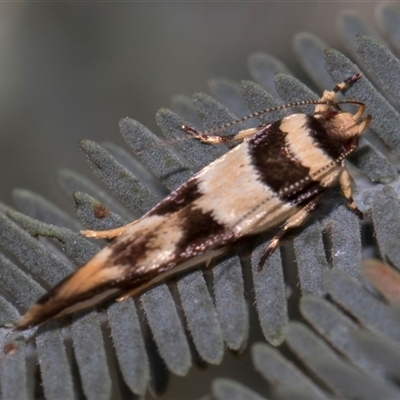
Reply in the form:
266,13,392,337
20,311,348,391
15,214,169,329
15,245,127,330
14,202,230,330
16,121,345,330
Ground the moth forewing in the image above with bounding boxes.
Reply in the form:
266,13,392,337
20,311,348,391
15,74,370,331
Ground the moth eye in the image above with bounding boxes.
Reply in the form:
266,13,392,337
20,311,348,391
343,137,359,152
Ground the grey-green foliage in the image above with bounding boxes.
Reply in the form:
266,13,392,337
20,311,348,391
1,3,400,400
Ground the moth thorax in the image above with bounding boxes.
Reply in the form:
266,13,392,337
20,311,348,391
325,111,362,141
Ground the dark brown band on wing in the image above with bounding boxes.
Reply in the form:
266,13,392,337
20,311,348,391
34,203,229,322
111,203,226,277
305,114,343,160
109,229,153,267
248,121,323,203
148,177,202,216
173,205,226,262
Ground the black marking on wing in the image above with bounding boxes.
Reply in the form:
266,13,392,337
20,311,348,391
110,229,154,268
305,114,343,160
173,205,226,261
148,177,202,216
109,203,226,279
248,122,323,204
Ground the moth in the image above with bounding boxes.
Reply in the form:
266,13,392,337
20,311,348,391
15,73,370,330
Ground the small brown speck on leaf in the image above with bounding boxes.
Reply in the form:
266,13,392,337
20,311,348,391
93,203,109,219
3,342,17,355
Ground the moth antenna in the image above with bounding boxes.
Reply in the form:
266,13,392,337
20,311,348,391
199,73,363,136
140,76,365,154
182,99,331,137
137,103,361,156
336,100,365,106
332,72,362,94
135,101,330,154
134,134,205,157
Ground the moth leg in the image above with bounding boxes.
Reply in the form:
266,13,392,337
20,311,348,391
257,195,323,271
352,102,366,122
355,115,371,133
181,125,262,144
81,221,136,239
339,168,363,218
233,127,263,141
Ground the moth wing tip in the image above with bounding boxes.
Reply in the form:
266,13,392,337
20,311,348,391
14,302,55,331
13,311,37,331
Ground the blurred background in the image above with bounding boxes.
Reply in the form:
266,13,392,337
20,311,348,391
0,3,379,398
0,3,377,211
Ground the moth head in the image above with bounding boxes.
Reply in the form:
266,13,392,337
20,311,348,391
314,73,371,149
317,101,371,152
